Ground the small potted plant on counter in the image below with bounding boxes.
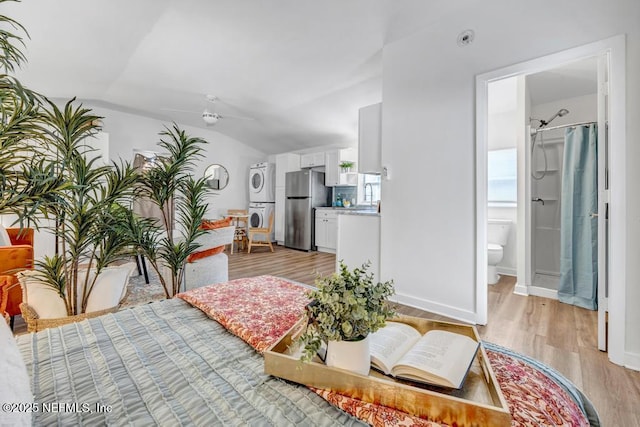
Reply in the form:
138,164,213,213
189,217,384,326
297,261,395,375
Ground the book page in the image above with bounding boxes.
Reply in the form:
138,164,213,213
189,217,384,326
392,330,479,388
369,322,421,374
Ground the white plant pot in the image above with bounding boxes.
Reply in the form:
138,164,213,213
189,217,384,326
325,335,370,376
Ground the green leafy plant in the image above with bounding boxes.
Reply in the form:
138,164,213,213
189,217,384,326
0,0,69,225
133,124,210,298
1,2,143,314
34,99,141,315
339,161,354,171
297,261,395,362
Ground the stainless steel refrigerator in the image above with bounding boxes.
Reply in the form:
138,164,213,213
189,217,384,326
285,170,331,251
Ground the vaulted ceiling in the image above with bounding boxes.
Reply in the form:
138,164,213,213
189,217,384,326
5,1,595,155
5,0,472,154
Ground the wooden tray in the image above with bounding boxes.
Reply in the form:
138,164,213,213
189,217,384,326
264,315,511,426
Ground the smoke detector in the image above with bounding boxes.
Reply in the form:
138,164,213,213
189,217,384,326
457,30,475,47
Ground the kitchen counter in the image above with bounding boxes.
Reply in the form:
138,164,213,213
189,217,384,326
315,206,379,216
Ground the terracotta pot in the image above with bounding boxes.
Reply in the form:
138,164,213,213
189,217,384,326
326,335,370,376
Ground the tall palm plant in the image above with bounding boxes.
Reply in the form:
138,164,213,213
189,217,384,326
34,99,141,315
134,124,210,298
1,1,144,315
0,0,68,224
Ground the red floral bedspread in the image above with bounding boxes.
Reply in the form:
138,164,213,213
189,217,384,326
177,275,311,353
177,275,590,427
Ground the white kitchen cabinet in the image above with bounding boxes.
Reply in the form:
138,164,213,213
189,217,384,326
300,152,325,168
358,103,382,174
325,148,358,187
275,153,300,187
324,150,340,185
275,153,301,244
314,209,337,253
275,186,286,243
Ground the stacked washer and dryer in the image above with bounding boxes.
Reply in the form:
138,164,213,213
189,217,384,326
248,162,276,242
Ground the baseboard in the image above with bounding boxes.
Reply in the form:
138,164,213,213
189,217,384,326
392,292,478,324
496,266,516,276
513,283,528,296
624,351,640,372
316,246,336,254
527,286,558,300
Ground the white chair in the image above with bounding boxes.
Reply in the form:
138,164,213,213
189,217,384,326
184,225,235,290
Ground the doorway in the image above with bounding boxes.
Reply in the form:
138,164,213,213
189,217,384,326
475,35,627,365
487,58,599,299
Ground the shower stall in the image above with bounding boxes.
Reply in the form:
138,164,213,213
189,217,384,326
529,109,570,291
528,106,600,306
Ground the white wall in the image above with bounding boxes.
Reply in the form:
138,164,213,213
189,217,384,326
87,104,267,218
380,0,640,364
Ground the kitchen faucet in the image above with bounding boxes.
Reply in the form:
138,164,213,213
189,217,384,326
364,183,373,206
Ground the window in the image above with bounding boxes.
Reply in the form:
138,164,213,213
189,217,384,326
488,148,517,204
357,174,381,206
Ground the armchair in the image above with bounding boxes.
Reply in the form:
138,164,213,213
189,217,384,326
0,228,34,322
184,224,235,290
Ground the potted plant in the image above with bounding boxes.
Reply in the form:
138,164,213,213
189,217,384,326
0,5,68,223
27,99,141,311
1,6,144,330
132,124,210,298
339,161,354,173
297,261,395,375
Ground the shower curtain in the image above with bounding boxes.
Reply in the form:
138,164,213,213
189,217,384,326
558,124,598,310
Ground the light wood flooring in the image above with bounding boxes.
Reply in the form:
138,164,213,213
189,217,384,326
228,245,640,427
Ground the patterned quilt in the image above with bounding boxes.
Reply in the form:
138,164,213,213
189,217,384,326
16,298,363,426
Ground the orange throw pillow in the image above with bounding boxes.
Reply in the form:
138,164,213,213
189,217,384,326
187,246,225,263
200,217,232,230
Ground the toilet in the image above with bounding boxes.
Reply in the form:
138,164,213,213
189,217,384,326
487,219,511,285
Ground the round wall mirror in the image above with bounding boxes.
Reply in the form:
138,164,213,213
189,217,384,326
204,164,229,190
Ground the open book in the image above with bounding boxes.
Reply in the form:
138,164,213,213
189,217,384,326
369,321,480,389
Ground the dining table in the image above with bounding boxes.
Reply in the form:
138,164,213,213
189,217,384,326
227,212,249,253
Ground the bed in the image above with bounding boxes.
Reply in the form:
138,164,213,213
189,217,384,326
3,276,598,426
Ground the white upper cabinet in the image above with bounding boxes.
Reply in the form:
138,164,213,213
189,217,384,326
275,153,300,187
300,152,325,168
358,103,382,174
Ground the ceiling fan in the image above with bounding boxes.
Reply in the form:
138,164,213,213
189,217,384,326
162,95,253,126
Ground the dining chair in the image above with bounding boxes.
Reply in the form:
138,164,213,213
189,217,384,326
247,212,274,253
227,209,249,253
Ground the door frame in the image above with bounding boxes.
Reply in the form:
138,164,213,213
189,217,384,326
475,35,626,365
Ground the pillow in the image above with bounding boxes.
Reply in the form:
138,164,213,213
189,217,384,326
187,245,225,263
17,270,67,319
0,319,32,426
200,217,232,230
0,225,11,247
84,262,136,313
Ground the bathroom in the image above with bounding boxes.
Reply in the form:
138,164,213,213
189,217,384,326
486,56,599,301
